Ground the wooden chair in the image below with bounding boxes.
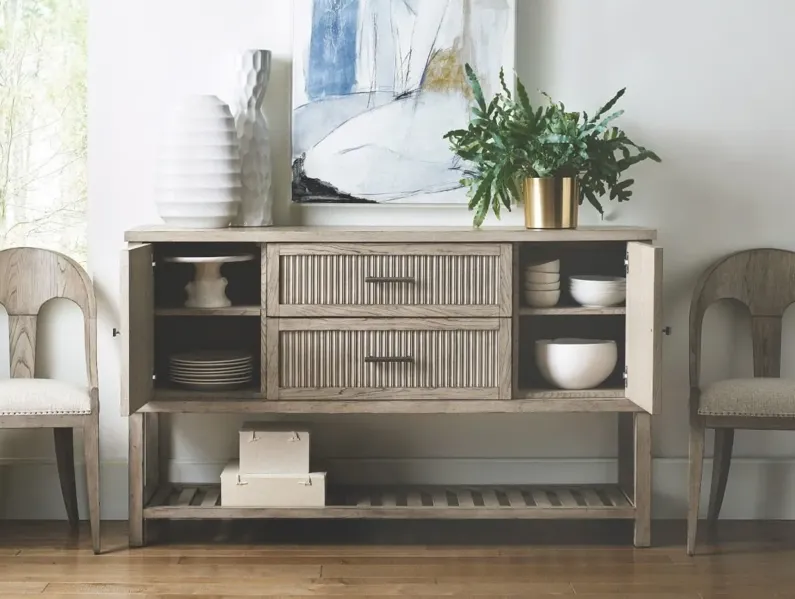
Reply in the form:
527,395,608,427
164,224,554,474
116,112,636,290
687,248,795,555
0,248,100,553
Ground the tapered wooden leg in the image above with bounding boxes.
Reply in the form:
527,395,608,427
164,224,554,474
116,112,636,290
633,413,652,548
707,428,734,526
83,415,101,554
129,413,145,548
53,428,79,529
687,416,706,556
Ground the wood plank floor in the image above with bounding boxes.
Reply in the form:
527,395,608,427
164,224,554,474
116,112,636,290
1,519,795,597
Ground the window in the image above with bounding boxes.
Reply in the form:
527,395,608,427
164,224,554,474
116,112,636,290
0,0,87,263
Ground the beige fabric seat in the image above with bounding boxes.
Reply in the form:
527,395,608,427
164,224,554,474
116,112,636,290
699,378,795,418
0,379,92,416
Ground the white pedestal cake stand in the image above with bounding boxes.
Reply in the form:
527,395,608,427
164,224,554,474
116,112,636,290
164,255,255,308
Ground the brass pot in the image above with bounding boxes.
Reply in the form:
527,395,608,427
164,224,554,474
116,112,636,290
523,177,579,229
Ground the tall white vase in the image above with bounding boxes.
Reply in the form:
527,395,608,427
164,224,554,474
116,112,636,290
155,95,242,228
234,49,274,227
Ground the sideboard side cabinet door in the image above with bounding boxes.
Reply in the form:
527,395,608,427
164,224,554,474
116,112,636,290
121,243,154,416
625,242,663,414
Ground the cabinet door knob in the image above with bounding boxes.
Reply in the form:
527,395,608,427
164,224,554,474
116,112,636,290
112,328,121,338
662,326,672,336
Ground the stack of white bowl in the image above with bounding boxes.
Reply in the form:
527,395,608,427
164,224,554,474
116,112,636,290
569,276,626,308
524,258,561,308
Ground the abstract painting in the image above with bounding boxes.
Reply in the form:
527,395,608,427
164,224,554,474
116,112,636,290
292,0,516,204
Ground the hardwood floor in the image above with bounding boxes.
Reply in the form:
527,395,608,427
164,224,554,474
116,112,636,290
1,519,795,597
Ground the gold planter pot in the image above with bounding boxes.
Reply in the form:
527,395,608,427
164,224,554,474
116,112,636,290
523,177,579,230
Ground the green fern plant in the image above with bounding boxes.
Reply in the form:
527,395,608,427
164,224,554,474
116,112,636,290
444,65,661,227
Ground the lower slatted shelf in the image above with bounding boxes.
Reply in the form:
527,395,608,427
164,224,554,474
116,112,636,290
143,484,635,520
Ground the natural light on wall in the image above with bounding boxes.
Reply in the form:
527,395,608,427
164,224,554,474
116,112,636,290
0,0,87,263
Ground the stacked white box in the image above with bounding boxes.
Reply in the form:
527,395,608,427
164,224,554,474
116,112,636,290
221,421,325,507
239,422,310,475
221,461,325,507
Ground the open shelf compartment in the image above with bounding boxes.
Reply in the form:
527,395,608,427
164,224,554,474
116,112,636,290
153,316,262,393
153,242,262,311
143,483,636,520
516,314,626,398
518,241,627,311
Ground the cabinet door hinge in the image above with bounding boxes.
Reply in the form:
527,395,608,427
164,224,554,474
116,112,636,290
623,366,628,387
625,251,629,275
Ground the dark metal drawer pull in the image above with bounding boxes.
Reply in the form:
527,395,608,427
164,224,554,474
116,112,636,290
365,277,416,284
364,356,414,364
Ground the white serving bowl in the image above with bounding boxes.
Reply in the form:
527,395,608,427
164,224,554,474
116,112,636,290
569,276,627,307
524,271,560,284
525,281,560,291
535,338,618,390
524,289,561,308
526,258,560,273
570,275,626,286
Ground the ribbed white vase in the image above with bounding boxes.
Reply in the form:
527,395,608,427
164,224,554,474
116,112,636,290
155,95,242,228
233,50,274,227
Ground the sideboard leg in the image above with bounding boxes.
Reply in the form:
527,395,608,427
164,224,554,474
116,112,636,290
633,412,652,548
129,413,145,547
617,413,635,501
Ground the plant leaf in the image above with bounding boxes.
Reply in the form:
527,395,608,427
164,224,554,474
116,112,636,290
594,88,626,120
465,63,488,113
499,68,512,99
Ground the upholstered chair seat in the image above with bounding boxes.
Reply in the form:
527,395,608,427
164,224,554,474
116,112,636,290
0,379,92,416
699,378,795,418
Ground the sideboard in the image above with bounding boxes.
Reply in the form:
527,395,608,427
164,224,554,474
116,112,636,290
121,225,662,547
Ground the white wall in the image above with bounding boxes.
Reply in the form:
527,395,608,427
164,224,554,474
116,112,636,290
4,0,795,520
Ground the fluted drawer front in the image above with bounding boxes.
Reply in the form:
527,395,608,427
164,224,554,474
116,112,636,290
266,244,512,317
266,319,511,400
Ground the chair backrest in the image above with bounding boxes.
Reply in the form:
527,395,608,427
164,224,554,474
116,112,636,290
689,248,795,391
0,247,97,387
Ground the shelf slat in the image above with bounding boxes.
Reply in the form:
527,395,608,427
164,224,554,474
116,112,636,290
519,307,626,316
517,388,625,400
155,306,261,317
142,396,642,414
143,484,635,520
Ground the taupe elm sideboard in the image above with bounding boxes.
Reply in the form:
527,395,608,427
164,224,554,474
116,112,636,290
121,225,662,547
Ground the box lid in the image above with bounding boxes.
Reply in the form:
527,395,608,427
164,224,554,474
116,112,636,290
240,421,311,433
240,421,310,442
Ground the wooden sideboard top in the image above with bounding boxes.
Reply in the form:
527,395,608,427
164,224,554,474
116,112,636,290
125,225,657,243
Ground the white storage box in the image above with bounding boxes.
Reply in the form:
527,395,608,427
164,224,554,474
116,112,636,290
221,461,326,507
239,421,310,475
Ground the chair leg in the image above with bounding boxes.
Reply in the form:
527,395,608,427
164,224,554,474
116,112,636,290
83,415,101,554
707,428,734,526
687,417,706,556
53,428,79,529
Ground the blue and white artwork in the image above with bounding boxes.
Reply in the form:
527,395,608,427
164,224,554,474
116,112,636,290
292,0,516,204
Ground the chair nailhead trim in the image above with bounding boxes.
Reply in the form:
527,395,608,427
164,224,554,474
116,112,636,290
0,410,92,415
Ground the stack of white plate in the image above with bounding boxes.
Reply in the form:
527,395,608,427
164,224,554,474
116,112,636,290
524,258,561,308
169,351,253,391
569,276,626,308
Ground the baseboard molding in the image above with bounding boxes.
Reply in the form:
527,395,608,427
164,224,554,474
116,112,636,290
2,457,795,520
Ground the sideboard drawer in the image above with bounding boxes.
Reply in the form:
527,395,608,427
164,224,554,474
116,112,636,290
266,319,511,400
266,244,512,317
